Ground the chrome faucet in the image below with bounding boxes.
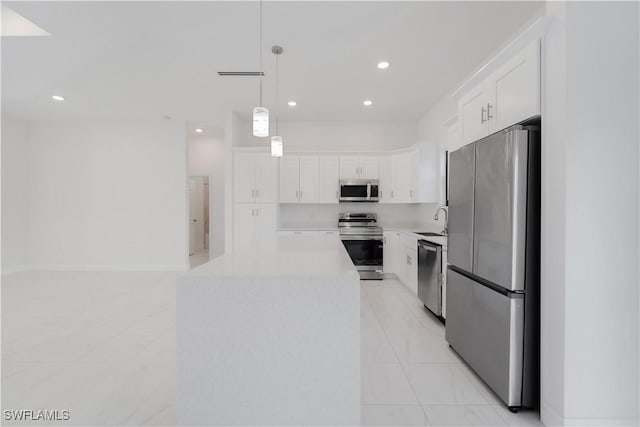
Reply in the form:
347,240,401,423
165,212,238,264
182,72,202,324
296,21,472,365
434,206,448,235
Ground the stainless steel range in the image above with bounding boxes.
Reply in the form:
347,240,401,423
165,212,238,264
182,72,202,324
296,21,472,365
338,213,383,280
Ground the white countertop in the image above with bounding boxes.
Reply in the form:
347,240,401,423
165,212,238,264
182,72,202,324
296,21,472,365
383,227,448,247
188,235,358,278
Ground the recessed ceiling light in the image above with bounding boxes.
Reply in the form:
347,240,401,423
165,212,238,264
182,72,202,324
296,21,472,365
377,61,390,69
51,95,65,101
363,100,373,107
287,101,297,107
195,128,203,133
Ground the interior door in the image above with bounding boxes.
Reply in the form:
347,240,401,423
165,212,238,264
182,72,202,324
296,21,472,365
233,153,255,203
255,155,277,203
189,177,205,253
447,144,475,272
318,156,339,203
279,156,300,203
299,156,319,203
473,129,529,291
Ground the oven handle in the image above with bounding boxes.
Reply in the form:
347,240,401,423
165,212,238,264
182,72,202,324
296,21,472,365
340,235,384,241
367,182,371,200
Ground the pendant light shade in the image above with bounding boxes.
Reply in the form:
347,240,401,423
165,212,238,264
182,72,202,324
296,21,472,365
271,136,283,157
253,107,269,137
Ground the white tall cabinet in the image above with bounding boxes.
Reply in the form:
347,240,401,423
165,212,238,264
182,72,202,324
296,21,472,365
233,149,277,251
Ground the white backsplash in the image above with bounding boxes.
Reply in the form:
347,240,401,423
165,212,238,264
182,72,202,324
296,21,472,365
279,203,447,231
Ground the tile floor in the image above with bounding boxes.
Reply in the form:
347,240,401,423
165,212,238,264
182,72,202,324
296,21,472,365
1,272,543,426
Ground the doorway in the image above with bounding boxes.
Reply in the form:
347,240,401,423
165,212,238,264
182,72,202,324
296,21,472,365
189,176,210,268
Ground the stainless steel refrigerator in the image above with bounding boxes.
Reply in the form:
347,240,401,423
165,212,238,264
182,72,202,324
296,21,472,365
446,124,540,410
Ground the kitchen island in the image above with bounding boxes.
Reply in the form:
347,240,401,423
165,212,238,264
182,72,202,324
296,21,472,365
176,235,361,426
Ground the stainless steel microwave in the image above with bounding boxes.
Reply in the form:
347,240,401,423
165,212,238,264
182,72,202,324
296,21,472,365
339,180,379,202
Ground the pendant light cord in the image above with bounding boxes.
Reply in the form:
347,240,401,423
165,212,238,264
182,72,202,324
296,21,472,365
275,51,279,135
259,0,263,107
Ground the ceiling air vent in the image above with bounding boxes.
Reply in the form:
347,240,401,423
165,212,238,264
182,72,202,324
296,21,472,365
217,71,264,76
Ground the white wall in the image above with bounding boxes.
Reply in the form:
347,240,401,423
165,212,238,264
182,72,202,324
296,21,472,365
541,2,639,425
236,119,418,151
417,95,457,146
25,121,188,270
187,133,225,259
1,116,30,273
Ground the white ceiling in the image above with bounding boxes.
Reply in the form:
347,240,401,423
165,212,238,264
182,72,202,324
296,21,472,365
2,1,544,131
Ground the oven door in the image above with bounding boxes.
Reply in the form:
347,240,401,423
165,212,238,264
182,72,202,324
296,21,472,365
340,236,383,268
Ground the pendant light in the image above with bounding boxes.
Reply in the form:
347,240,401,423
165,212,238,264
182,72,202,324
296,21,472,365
252,0,268,137
271,45,283,157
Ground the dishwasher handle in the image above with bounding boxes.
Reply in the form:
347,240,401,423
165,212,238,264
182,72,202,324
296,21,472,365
418,241,439,252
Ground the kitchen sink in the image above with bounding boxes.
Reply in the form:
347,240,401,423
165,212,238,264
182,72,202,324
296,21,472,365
416,232,447,237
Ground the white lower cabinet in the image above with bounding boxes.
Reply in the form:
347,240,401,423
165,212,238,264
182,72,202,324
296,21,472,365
233,203,276,251
383,230,419,296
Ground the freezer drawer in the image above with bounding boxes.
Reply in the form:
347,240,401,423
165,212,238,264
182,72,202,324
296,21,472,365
445,268,525,407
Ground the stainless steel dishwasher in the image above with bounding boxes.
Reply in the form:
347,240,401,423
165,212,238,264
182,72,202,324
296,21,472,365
417,240,443,318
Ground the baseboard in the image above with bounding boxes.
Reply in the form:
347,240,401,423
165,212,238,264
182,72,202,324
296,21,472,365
3,264,189,274
541,401,637,427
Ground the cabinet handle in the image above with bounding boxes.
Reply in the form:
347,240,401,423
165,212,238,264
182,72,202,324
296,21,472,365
255,189,259,198
251,208,255,216
481,106,487,124
256,208,260,216
410,190,413,198
300,190,303,200
251,189,255,198
487,103,493,120
391,190,394,198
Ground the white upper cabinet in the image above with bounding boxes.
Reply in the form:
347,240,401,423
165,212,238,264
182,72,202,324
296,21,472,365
234,151,277,203
358,157,380,180
318,156,339,204
339,156,360,180
378,156,393,203
279,156,300,204
491,40,540,132
391,152,412,203
299,156,319,203
279,155,331,204
339,156,379,180
459,39,541,144
459,80,493,144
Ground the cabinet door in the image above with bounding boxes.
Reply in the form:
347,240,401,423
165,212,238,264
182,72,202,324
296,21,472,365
299,156,319,203
279,156,300,204
233,204,256,251
383,231,394,273
391,153,411,203
318,156,339,204
378,156,392,203
359,156,379,180
405,246,418,295
409,148,420,203
255,155,278,203
339,156,360,180
491,40,540,132
459,80,491,144
233,153,255,203
254,204,277,247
